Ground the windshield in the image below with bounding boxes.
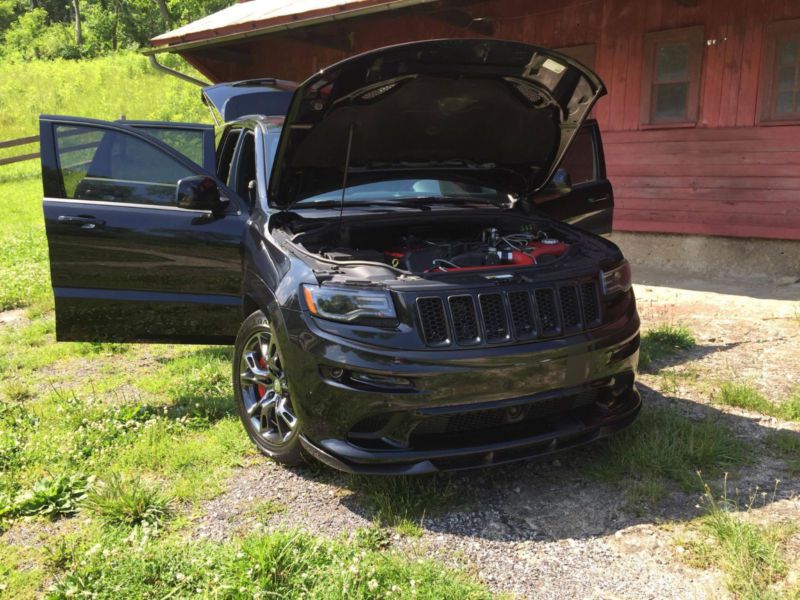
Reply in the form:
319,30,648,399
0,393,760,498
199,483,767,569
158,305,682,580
295,179,506,205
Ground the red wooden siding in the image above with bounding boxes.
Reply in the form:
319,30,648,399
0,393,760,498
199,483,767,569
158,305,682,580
605,126,800,239
177,0,800,240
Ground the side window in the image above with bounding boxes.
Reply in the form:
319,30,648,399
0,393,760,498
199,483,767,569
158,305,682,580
132,127,205,166
234,132,257,206
556,126,597,187
640,26,704,125
54,124,194,206
216,128,241,185
759,19,800,122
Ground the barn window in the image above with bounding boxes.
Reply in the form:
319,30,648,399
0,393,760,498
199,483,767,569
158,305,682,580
641,27,704,126
760,19,800,122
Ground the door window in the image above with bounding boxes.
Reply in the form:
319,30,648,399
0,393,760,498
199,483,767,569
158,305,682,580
54,124,195,206
234,132,257,206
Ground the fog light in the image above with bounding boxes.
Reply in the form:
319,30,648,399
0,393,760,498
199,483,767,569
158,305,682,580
330,368,344,380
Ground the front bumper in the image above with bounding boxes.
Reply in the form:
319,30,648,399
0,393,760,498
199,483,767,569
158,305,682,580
277,299,640,474
300,386,641,474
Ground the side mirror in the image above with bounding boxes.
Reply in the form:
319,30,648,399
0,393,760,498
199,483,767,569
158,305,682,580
176,175,226,216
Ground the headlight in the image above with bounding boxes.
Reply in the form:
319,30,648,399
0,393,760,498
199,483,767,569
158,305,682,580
302,284,397,324
601,261,632,296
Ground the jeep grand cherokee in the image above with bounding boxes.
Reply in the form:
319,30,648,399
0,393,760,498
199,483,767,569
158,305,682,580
38,39,640,474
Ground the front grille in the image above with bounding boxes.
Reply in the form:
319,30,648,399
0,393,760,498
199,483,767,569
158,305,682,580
559,286,582,331
417,297,449,345
479,294,509,342
416,279,602,347
508,291,536,337
581,281,601,325
448,296,479,344
535,288,560,335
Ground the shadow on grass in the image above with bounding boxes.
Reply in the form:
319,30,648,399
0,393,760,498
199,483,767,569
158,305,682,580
287,383,800,543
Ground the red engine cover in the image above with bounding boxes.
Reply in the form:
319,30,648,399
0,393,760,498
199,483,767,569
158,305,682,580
525,240,569,261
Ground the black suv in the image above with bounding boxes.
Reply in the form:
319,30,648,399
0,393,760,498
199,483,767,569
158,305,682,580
39,39,640,474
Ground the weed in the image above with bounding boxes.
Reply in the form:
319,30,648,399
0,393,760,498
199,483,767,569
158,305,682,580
589,406,750,501
764,430,800,474
244,498,286,527
43,536,81,573
353,523,391,550
639,323,695,370
348,474,456,532
11,474,92,520
717,382,800,422
681,479,797,599
85,475,172,528
718,381,773,413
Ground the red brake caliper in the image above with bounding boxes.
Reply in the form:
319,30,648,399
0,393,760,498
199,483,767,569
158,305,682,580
257,355,268,397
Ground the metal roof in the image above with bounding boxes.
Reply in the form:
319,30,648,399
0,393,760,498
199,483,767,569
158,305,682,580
147,0,437,54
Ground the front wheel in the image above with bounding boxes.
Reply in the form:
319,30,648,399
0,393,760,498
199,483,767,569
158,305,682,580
233,310,303,465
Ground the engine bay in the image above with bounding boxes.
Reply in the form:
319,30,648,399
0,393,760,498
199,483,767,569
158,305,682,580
282,215,582,275
380,228,569,273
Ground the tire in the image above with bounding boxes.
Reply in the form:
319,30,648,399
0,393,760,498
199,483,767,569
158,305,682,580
233,310,303,466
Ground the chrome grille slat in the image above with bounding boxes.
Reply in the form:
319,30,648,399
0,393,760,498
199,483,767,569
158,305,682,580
415,280,602,347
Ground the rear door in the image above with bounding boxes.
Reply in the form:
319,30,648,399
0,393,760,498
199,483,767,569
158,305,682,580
40,115,245,344
528,120,613,235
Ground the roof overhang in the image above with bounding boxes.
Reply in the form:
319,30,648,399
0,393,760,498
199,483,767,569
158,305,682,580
145,0,440,55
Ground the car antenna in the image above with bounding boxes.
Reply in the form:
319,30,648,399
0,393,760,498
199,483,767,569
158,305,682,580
338,124,355,235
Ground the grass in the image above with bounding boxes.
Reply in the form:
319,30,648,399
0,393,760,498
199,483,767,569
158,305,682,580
680,480,798,600
36,526,491,600
348,475,457,535
639,323,696,370
85,475,173,528
764,430,800,475
717,381,800,422
589,406,751,505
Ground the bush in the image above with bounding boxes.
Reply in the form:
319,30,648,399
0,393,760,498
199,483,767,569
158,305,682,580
3,9,83,60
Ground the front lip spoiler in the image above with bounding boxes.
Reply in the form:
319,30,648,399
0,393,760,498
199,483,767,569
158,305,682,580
299,388,642,475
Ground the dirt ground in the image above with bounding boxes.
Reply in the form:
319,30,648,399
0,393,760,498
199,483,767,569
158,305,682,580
191,273,800,599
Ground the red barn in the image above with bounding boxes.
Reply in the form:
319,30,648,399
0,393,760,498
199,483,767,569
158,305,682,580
147,0,800,263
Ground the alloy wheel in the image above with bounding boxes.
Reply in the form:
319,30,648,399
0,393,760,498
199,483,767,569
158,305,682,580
238,330,297,446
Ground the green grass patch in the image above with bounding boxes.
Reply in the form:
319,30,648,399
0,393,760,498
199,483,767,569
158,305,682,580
717,382,800,422
0,542,44,599
47,528,491,599
639,323,696,370
348,475,457,535
85,474,173,529
680,484,797,600
764,430,800,475
589,406,750,504
110,418,249,502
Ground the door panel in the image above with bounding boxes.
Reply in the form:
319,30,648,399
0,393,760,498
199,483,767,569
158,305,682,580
529,120,614,235
40,115,244,344
118,121,215,173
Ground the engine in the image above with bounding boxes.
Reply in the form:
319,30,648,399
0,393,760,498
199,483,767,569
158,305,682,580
383,227,569,273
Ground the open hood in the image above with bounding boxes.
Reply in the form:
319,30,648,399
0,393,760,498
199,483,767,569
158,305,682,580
268,39,606,209
202,78,297,123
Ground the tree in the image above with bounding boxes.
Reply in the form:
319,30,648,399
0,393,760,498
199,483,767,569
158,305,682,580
155,0,170,31
72,0,81,44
